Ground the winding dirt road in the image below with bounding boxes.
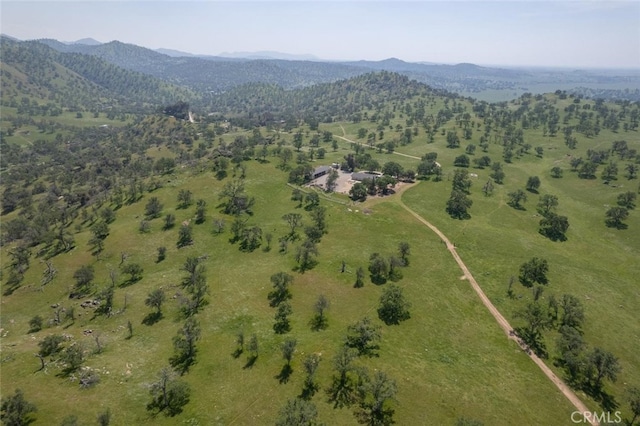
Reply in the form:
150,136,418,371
398,197,598,426
334,123,596,423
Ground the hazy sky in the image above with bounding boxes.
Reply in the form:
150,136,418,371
2,1,639,68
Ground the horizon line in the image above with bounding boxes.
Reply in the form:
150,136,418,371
3,33,640,71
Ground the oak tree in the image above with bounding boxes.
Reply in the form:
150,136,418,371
147,368,191,416
1,389,37,426
377,284,411,325
345,317,381,357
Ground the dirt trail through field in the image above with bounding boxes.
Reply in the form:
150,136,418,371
398,197,598,426
337,125,422,160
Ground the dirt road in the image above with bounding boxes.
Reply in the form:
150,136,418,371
336,126,422,160
398,197,598,426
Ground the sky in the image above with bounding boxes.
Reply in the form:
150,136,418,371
1,1,639,68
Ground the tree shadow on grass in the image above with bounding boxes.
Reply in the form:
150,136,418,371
292,260,318,274
232,348,243,359
514,327,548,359
3,283,21,296
169,354,194,376
299,382,319,400
326,377,357,409
309,315,328,331
119,277,142,288
3,274,24,296
275,364,293,384
447,210,471,220
388,270,403,282
582,384,619,412
605,220,628,230
598,390,619,412
273,320,291,335
243,355,257,369
369,274,387,286
142,312,163,326
57,365,81,379
539,229,568,242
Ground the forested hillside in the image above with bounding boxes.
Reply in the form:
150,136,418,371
37,39,369,92
204,72,455,127
1,54,639,425
1,37,195,113
34,37,640,101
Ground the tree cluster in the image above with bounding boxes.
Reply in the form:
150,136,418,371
367,242,411,285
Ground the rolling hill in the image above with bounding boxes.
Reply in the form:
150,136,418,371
1,37,195,113
33,36,640,101
1,40,639,425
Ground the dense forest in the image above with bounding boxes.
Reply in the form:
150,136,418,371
1,37,639,425
1,37,195,113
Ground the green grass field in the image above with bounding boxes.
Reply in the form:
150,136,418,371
2,156,591,425
2,91,639,425
0,107,132,149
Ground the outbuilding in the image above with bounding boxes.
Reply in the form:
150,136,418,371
351,171,382,182
312,166,331,179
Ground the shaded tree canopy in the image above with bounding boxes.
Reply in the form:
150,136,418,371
355,370,397,426
162,101,190,120
147,368,191,416
519,257,549,287
377,284,411,325
539,213,569,242
345,317,381,357
1,389,37,426
368,253,389,285
446,190,472,219
268,272,294,307
605,207,629,229
526,176,541,192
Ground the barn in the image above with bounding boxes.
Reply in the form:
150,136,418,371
312,165,331,179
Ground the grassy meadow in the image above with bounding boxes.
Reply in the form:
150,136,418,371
0,106,133,149
3,157,582,425
2,91,639,425
322,93,640,419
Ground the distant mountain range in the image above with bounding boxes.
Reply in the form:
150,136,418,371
68,38,102,46
2,34,640,102
33,37,322,61
218,51,321,61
